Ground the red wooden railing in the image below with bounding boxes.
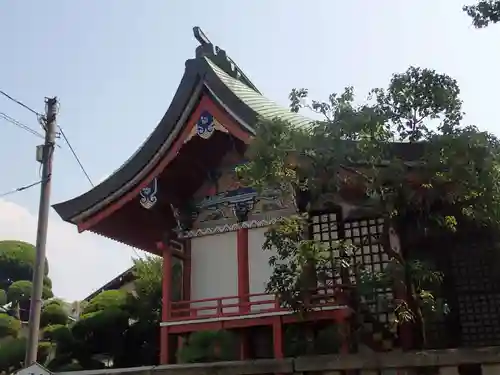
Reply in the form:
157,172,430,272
168,286,347,322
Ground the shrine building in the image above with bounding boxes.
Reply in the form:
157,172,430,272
53,27,500,364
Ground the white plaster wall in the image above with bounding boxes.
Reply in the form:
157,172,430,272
190,232,238,316
248,227,277,312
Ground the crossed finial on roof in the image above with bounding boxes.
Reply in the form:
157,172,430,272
193,27,211,46
191,26,261,94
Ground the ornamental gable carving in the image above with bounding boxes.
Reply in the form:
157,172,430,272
189,152,295,234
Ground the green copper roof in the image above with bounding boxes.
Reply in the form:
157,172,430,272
205,57,312,128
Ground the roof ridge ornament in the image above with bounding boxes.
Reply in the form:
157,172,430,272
193,26,211,46
192,26,261,94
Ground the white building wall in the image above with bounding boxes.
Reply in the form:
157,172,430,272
190,232,238,316
248,227,277,312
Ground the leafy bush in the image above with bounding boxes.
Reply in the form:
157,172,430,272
37,341,54,363
0,241,52,300
0,313,21,338
7,280,32,303
0,337,26,372
0,334,55,372
71,307,130,359
0,241,37,290
41,303,69,327
0,290,6,306
83,290,128,314
43,324,73,345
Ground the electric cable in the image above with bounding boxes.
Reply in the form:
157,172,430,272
0,90,41,117
58,126,94,187
0,179,45,198
0,112,44,139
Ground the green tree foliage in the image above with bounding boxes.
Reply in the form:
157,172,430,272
0,241,50,287
0,241,37,289
127,256,182,320
43,324,73,346
0,337,53,373
40,300,69,328
0,338,26,372
82,289,128,314
47,256,183,371
464,1,500,28
0,241,55,371
7,280,32,304
44,291,131,371
0,241,53,321
0,290,6,306
115,256,182,368
72,307,130,362
7,280,53,321
43,324,76,370
237,66,500,349
0,313,21,338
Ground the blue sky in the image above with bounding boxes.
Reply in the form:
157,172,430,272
0,1,499,301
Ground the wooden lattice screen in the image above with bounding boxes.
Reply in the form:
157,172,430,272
310,212,395,333
450,244,500,347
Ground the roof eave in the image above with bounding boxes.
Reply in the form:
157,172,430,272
52,58,206,224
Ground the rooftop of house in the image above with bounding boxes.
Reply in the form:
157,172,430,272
83,266,135,302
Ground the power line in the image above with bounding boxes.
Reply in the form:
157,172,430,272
0,179,44,198
0,112,61,149
58,126,94,187
0,90,41,117
0,112,44,139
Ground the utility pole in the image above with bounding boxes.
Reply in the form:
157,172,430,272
24,97,58,366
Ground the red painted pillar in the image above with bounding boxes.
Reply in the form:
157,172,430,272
237,228,250,359
160,245,172,365
272,317,283,359
183,240,191,301
237,228,250,312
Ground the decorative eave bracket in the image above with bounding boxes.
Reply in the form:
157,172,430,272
184,110,228,144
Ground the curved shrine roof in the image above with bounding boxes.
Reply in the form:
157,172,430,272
53,27,424,231
53,27,311,225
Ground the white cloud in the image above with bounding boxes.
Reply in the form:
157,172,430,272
0,199,140,301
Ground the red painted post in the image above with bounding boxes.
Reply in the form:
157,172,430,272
160,245,172,365
183,240,192,301
217,298,223,317
272,317,284,359
237,227,250,359
237,228,250,313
